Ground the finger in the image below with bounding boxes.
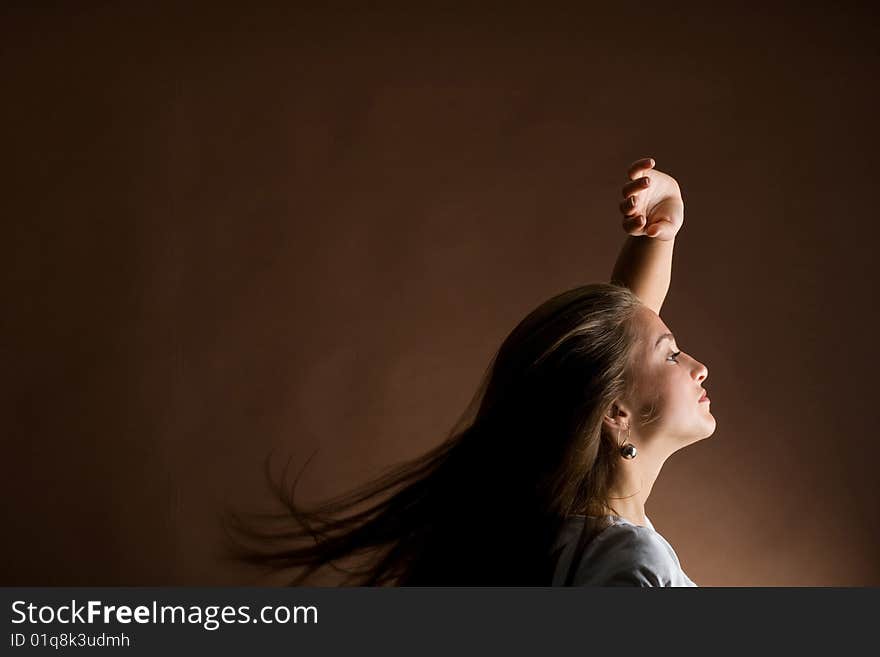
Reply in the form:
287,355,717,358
621,176,650,198
627,157,655,181
623,214,646,235
619,196,639,216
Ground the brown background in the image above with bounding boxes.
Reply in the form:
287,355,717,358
3,2,878,586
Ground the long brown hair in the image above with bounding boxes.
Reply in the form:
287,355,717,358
222,282,646,585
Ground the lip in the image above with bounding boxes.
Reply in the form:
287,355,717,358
698,390,709,403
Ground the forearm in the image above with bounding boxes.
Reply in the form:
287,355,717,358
610,235,675,315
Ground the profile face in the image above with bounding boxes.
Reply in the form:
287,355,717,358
625,305,716,450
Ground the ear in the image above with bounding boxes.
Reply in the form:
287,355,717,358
602,402,631,434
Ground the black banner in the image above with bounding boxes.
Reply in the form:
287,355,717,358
2,587,875,654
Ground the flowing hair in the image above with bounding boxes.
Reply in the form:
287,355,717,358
221,282,648,585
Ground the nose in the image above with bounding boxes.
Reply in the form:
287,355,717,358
693,359,708,383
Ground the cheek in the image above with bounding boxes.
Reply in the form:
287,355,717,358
632,365,689,423
635,390,665,424
664,381,693,408
638,377,689,423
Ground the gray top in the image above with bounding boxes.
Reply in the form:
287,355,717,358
550,514,697,587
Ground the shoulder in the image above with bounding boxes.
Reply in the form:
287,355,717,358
572,522,680,587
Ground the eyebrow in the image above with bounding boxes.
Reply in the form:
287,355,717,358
654,333,675,349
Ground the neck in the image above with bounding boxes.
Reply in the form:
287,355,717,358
605,448,667,527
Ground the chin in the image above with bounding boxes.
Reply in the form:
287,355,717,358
686,417,717,445
700,415,717,439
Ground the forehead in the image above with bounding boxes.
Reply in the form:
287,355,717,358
633,306,673,357
637,305,671,337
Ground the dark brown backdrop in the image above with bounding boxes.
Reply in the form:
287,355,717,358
3,2,878,586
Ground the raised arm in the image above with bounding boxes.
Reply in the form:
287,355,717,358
609,157,684,316
610,235,675,315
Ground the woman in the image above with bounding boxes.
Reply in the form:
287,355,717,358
223,157,715,586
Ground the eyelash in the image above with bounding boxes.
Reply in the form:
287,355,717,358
668,350,682,363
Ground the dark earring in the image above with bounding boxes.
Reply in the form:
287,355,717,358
619,424,637,459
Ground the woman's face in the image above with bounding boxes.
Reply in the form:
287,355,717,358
623,305,716,451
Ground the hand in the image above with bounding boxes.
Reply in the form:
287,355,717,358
618,157,684,241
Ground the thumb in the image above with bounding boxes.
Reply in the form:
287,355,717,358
646,219,672,239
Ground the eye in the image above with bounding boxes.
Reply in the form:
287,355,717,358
668,350,682,363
